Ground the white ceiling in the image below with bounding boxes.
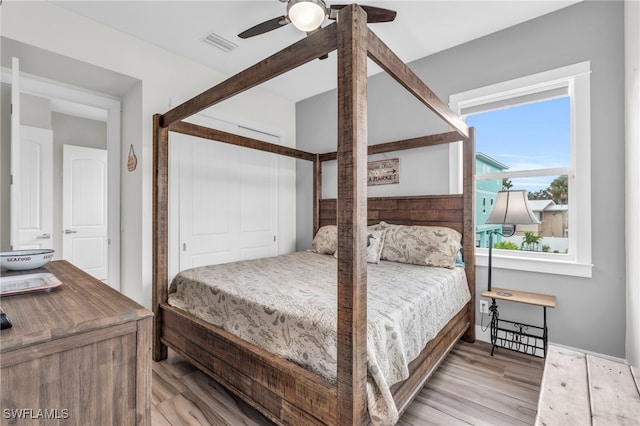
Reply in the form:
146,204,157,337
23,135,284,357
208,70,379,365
54,0,580,102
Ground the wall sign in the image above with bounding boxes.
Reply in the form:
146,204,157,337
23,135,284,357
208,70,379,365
368,158,399,186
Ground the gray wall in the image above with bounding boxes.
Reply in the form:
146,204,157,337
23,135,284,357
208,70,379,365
20,93,52,129
296,1,626,357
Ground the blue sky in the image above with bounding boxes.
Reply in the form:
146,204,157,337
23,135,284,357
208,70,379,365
467,96,570,192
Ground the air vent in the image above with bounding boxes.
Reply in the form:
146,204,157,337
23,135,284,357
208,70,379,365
202,32,238,53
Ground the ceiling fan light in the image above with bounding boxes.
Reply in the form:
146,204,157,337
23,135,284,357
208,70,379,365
288,0,326,32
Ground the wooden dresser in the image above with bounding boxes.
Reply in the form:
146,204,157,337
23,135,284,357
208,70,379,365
0,261,152,425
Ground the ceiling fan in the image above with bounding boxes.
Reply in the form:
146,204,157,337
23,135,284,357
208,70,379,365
238,0,397,39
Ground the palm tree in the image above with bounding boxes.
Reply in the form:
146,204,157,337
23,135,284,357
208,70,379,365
521,231,543,251
502,178,513,190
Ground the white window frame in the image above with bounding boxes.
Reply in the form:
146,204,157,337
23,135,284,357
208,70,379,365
450,61,592,277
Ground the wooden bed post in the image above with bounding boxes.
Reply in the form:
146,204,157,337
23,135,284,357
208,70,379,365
313,154,322,236
152,113,169,361
336,5,369,425
463,127,476,343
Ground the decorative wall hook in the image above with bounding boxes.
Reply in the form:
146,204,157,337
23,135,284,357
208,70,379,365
127,144,137,172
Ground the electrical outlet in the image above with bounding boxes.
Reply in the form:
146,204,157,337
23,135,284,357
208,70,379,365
479,300,489,314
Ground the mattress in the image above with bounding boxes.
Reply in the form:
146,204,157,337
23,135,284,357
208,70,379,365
168,251,470,425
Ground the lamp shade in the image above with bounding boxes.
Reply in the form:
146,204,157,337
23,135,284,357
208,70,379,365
288,0,326,32
486,190,541,225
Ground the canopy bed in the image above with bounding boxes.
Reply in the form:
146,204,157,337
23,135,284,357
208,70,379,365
153,5,476,425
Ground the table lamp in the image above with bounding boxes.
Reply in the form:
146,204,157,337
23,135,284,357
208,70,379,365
485,190,540,291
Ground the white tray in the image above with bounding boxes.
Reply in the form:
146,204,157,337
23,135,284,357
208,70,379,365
0,273,63,296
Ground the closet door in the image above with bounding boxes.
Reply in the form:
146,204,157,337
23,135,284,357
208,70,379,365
174,132,278,271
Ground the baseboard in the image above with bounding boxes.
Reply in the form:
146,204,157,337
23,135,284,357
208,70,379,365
546,342,627,364
476,319,491,343
474,322,627,364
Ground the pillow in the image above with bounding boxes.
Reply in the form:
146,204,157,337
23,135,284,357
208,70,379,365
333,229,387,264
368,223,382,231
366,229,386,264
455,244,465,267
311,225,338,254
378,222,462,268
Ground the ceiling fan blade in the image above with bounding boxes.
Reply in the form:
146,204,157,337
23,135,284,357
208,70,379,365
238,16,289,39
328,5,397,23
360,5,397,23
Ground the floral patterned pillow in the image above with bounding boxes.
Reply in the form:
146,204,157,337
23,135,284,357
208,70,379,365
368,223,382,231
378,222,462,268
311,225,338,254
366,229,386,264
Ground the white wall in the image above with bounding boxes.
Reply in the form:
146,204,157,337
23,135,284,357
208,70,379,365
2,1,297,307
625,0,640,367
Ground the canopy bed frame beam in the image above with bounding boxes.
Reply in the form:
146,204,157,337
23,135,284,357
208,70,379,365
313,154,322,236
462,127,476,342
366,30,469,139
169,120,316,161
318,130,465,162
336,5,369,424
152,113,169,361
159,25,338,128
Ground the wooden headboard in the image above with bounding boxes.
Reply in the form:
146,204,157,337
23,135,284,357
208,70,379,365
319,195,465,233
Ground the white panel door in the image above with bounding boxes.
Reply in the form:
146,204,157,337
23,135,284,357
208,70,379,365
179,133,235,268
62,145,109,282
10,57,21,250
174,132,278,271
237,147,279,260
12,126,54,250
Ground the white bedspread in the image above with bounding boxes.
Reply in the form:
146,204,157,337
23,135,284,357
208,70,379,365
168,251,470,425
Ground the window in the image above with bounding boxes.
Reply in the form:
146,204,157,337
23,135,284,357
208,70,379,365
450,62,592,277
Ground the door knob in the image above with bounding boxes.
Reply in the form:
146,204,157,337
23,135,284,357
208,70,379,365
64,229,77,234
37,233,51,239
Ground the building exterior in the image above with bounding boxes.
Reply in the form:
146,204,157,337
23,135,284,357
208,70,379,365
475,153,508,248
524,200,569,238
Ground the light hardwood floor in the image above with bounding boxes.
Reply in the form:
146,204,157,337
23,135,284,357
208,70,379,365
152,340,544,425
